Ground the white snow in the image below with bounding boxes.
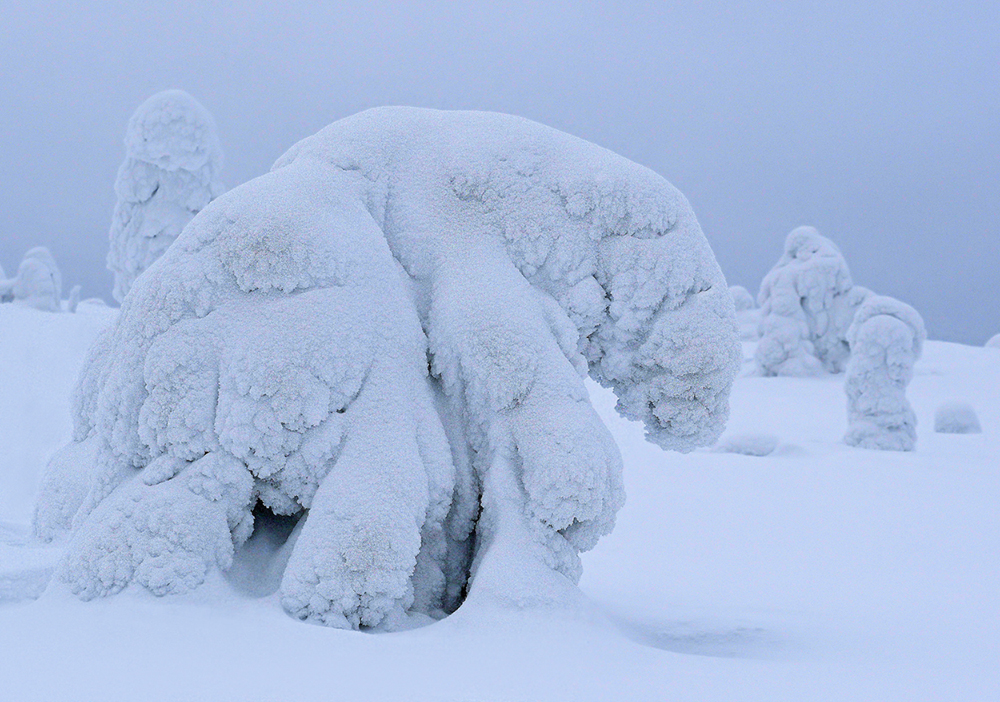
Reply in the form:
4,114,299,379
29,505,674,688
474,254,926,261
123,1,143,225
0,247,63,312
1,309,998,701
36,108,741,629
986,333,1000,349
934,401,982,434
755,226,868,376
843,295,926,451
107,89,224,302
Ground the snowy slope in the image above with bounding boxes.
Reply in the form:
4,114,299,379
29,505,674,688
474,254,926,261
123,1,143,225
0,313,997,701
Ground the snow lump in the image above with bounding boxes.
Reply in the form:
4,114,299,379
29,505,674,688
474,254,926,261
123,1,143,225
35,107,741,629
934,402,982,434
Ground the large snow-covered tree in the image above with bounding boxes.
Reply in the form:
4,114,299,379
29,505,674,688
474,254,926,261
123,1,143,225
107,90,224,302
36,107,740,629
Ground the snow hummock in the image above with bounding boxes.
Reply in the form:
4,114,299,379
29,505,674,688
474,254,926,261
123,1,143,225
755,226,869,376
843,295,926,451
107,90,224,302
986,333,1000,349
934,401,982,434
34,107,740,629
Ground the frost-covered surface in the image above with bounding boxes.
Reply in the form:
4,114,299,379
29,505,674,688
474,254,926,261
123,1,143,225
0,247,63,312
755,227,868,376
843,296,926,451
107,90,224,302
934,401,982,434
986,333,1000,349
37,108,740,628
2,322,998,701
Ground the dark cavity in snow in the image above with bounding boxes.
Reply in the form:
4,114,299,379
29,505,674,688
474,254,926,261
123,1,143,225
226,502,303,598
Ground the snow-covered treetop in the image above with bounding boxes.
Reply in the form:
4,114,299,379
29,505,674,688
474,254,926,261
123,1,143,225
847,294,926,357
122,89,223,175
986,333,1000,349
730,285,755,311
758,225,852,306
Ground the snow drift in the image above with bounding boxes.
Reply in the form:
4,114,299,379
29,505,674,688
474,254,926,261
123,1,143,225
843,295,926,451
107,90,224,302
35,107,740,629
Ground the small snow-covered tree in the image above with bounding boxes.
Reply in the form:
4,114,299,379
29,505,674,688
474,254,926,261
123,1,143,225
934,402,981,434
107,90,224,302
0,246,62,311
755,226,866,376
986,334,1000,350
36,107,740,629
730,284,761,341
843,295,925,451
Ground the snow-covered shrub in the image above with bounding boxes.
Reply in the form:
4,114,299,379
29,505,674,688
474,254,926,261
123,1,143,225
986,334,1000,350
107,90,224,302
934,402,982,434
843,295,926,451
36,107,740,628
755,227,862,376
0,247,62,312
730,284,761,341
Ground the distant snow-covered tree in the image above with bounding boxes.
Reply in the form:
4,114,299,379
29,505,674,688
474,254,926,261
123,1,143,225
0,247,63,311
35,107,740,629
730,284,761,341
755,226,869,376
986,334,1000,350
107,90,224,302
843,295,925,451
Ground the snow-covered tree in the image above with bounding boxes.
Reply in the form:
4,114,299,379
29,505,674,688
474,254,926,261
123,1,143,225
730,284,761,340
986,334,1000,350
35,107,740,629
0,246,62,311
934,402,981,434
755,226,866,376
843,295,925,451
107,89,224,302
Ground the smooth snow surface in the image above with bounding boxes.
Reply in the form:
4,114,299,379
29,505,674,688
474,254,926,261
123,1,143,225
986,333,1000,349
37,108,741,629
107,90,224,302
2,313,997,701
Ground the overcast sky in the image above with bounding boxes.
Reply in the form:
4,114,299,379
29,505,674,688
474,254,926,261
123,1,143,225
1,1,997,343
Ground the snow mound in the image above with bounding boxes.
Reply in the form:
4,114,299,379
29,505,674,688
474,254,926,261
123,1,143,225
844,295,926,451
712,433,779,456
986,333,1000,349
37,107,740,629
934,402,982,434
107,89,225,302
755,227,867,376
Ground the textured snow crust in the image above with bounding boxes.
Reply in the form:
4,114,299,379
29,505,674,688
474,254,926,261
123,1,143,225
755,227,869,376
843,295,926,451
107,90,224,302
36,107,739,629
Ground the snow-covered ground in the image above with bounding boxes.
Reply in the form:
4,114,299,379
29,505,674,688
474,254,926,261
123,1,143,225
1,307,996,701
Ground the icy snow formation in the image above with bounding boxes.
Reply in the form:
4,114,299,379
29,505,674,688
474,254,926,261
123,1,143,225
755,227,868,376
0,247,63,312
843,295,926,451
35,107,740,629
730,285,755,312
986,334,1000,350
934,402,982,434
107,90,224,302
730,284,761,341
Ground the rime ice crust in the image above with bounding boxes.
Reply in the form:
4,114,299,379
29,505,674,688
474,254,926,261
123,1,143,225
107,90,224,303
755,226,868,376
843,295,926,451
36,107,740,628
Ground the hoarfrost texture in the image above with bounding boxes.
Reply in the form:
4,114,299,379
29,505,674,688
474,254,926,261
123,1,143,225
843,295,926,451
107,90,225,303
0,247,62,311
35,107,740,629
934,402,982,434
755,226,870,376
